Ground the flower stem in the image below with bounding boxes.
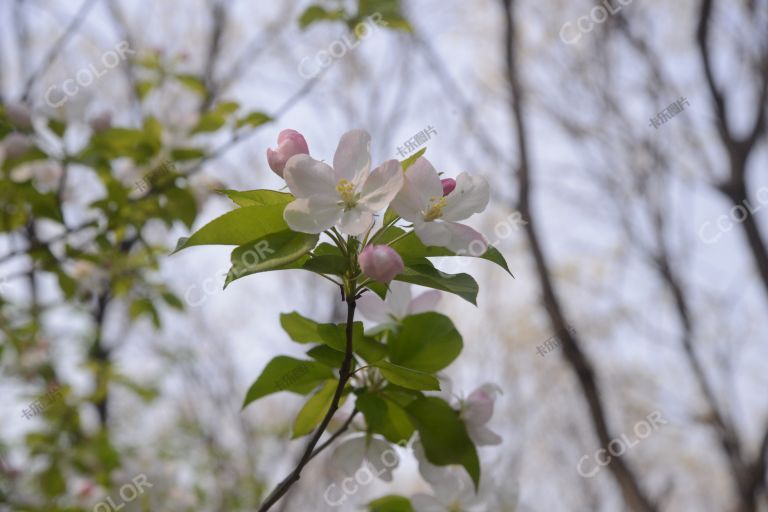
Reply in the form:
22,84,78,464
256,282,358,512
368,215,401,246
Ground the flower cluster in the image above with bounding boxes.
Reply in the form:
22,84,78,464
267,128,490,284
175,127,511,512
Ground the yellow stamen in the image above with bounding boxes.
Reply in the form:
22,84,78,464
335,179,358,209
423,196,447,221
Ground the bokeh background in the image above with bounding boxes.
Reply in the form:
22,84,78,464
0,0,767,511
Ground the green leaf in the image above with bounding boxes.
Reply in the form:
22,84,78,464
190,111,227,134
175,73,207,96
374,361,439,391
382,228,512,276
406,397,480,489
173,203,288,253
388,312,462,373
292,379,337,438
242,356,333,408
281,312,326,344
299,5,347,29
400,147,425,171
224,230,319,287
307,345,346,367
357,392,414,444
164,186,198,229
218,189,294,207
302,254,348,276
129,298,160,329
396,262,479,305
280,312,386,362
368,495,415,512
355,0,412,32
170,147,206,161
47,118,67,138
235,111,272,129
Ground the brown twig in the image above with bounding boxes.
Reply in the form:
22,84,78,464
257,292,358,512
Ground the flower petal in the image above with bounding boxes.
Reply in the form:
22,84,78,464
414,221,487,254
338,208,374,236
365,437,399,482
408,290,442,316
356,293,392,324
283,155,336,198
331,436,367,477
333,129,371,183
386,281,413,320
359,159,403,211
441,172,490,221
411,494,447,512
467,424,503,446
391,157,442,222
284,196,341,233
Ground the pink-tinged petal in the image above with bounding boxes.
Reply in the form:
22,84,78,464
441,172,490,221
359,159,403,211
283,196,341,233
359,245,404,282
408,290,441,315
386,281,413,319
339,208,374,236
416,221,487,254
283,155,335,198
413,221,453,249
356,293,393,324
331,436,367,476
463,394,494,426
333,129,371,183
441,178,456,196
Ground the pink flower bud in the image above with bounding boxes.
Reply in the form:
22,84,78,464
266,129,309,177
4,133,32,159
89,111,112,133
358,245,404,283
5,102,31,129
441,178,456,196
